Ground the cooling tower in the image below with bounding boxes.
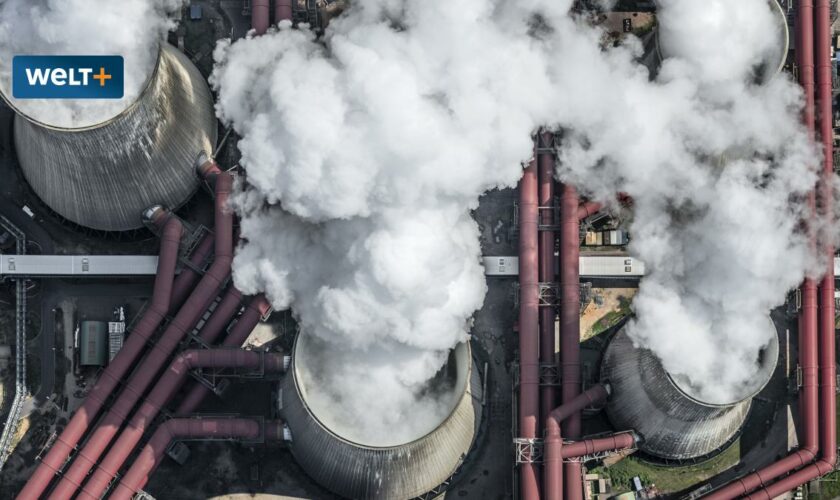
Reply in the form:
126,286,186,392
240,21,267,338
601,323,779,461
281,334,483,499
655,0,790,83
6,44,217,231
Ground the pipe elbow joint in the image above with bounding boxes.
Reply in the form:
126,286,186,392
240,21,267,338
142,205,170,228
196,153,222,180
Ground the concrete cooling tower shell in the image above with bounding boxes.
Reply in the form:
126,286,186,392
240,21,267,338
655,0,789,83
281,336,483,499
601,326,778,461
11,44,217,231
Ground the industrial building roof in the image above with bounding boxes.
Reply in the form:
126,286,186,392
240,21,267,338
0,255,160,277
483,255,646,277
79,321,108,366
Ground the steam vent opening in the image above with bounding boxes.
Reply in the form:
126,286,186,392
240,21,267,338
0,44,217,231
656,0,789,84
601,319,779,461
282,333,483,499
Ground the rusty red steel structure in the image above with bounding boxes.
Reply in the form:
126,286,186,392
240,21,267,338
197,285,245,343
538,131,557,430
559,179,585,500
275,0,293,23
705,0,836,497
48,161,234,500
544,385,638,500
110,418,285,500
16,214,184,500
519,134,637,500
518,157,541,500
176,294,273,415
576,201,603,221
76,349,286,499
169,232,214,314
252,0,271,35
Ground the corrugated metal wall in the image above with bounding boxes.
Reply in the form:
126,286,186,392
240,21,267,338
14,44,217,231
600,328,777,460
282,339,483,499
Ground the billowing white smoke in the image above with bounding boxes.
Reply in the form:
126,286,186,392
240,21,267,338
553,0,818,404
214,0,819,439
0,0,185,128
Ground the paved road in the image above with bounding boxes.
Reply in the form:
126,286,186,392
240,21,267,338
0,195,57,408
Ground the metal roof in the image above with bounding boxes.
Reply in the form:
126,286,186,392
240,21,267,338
79,321,108,366
4,253,836,279
0,255,160,277
484,255,646,278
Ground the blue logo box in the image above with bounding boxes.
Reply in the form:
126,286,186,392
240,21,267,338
12,55,124,99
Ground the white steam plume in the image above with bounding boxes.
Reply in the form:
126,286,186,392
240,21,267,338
0,0,185,128
214,0,820,440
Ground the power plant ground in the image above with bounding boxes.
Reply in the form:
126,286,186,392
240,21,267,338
591,440,741,494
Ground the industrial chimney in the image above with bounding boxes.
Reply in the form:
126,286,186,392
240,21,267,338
3,44,217,231
281,333,483,499
601,323,779,461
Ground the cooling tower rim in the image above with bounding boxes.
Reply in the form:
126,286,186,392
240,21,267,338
0,43,165,133
653,0,789,81
604,318,778,408
289,333,476,451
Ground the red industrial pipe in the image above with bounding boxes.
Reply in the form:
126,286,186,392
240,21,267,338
197,285,244,344
48,161,234,499
77,349,285,499
544,384,637,500
16,214,184,500
559,181,584,500
577,201,603,221
576,193,633,222
815,0,838,477
252,0,270,34
538,131,557,430
705,287,818,500
545,384,605,500
518,159,541,500
169,233,215,314
175,294,273,415
275,0,293,23
743,1,838,495
111,418,284,500
705,1,824,497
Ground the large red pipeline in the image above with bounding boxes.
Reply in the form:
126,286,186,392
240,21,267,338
544,384,637,500
175,294,273,415
169,233,215,314
577,201,603,221
815,0,837,472
518,159,541,500
196,285,244,344
77,349,285,499
705,1,827,498
16,214,184,500
275,0,293,23
538,132,557,429
252,0,270,34
705,281,819,500
559,181,584,500
742,1,838,495
48,162,234,499
111,418,284,500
